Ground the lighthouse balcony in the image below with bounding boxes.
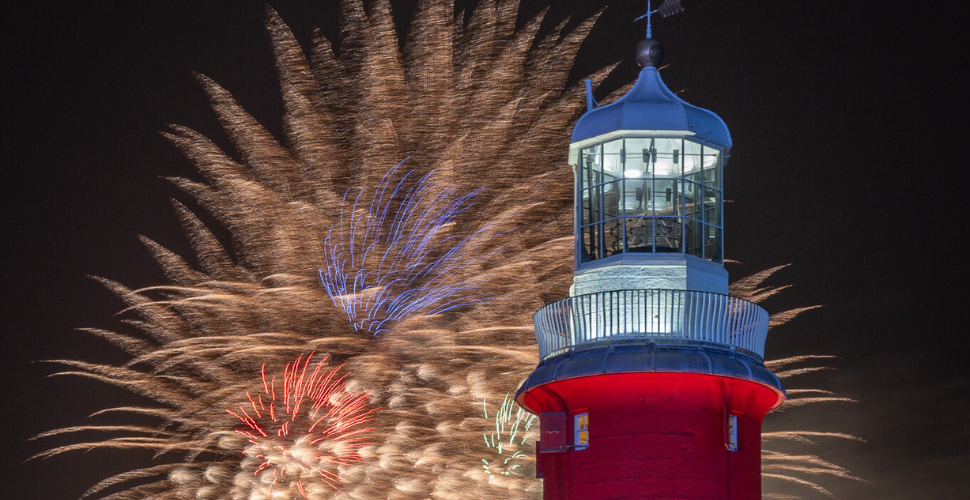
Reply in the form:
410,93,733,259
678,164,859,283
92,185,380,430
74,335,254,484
532,289,770,361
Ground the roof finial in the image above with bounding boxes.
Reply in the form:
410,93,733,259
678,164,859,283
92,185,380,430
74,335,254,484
634,1,684,68
634,0,685,39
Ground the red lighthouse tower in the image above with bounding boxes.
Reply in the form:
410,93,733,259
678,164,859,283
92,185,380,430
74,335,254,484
516,14,786,500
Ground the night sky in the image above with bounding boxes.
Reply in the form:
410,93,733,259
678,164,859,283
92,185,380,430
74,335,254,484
3,1,967,498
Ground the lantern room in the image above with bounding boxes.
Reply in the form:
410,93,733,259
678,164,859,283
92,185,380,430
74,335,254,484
575,136,722,263
567,55,733,296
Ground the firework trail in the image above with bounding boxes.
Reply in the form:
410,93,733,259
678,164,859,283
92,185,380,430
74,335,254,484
33,1,857,499
729,266,863,497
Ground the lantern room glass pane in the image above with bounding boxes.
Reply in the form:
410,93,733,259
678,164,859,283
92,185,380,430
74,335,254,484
582,187,598,226
603,180,621,220
705,188,721,227
684,181,702,220
581,224,600,262
623,177,651,216
684,140,703,177
603,218,622,257
655,217,682,252
702,145,720,189
705,226,722,263
624,138,651,179
686,218,703,258
654,179,679,216
625,217,653,253
652,138,682,177
581,145,602,191
603,139,623,181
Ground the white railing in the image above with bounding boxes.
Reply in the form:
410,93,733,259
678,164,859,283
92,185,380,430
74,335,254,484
533,289,769,360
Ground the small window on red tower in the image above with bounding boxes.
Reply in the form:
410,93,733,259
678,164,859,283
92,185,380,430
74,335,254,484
574,413,589,450
726,414,739,451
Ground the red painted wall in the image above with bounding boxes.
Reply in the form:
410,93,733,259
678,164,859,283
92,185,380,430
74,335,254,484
519,372,783,500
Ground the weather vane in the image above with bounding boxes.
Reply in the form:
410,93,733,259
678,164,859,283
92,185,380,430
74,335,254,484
635,0,685,38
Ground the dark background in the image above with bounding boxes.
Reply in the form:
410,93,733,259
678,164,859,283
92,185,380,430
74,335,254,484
3,1,967,498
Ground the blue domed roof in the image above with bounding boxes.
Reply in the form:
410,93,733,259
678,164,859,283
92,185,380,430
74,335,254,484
572,67,732,148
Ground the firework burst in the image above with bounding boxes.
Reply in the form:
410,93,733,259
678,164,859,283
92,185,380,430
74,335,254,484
481,394,537,478
35,2,598,497
319,160,497,336
226,353,376,498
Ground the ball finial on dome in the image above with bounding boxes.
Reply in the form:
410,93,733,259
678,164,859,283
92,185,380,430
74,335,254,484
634,1,681,67
636,38,664,67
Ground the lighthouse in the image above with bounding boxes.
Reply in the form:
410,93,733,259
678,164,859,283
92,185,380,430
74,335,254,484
515,11,786,500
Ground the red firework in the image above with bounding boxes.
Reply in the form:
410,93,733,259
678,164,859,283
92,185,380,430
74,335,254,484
227,353,376,496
